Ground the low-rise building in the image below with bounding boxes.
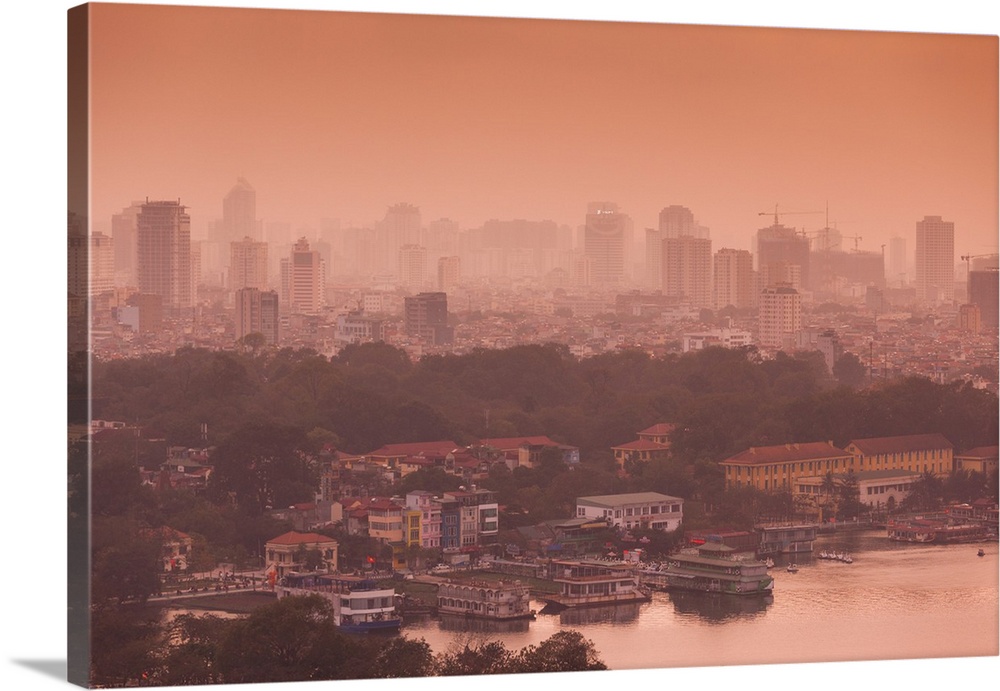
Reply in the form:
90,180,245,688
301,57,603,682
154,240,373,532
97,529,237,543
265,531,339,579
720,441,853,492
954,446,999,476
844,433,955,477
575,492,684,532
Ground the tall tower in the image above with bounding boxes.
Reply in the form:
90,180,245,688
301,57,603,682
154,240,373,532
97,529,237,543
713,248,755,310
888,235,907,287
968,267,999,329
280,237,325,314
662,235,712,308
584,202,627,286
136,200,192,311
381,203,422,273
915,215,955,304
222,177,259,242
111,201,142,285
230,236,269,291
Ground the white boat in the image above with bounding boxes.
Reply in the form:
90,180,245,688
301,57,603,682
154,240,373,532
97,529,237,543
786,564,799,573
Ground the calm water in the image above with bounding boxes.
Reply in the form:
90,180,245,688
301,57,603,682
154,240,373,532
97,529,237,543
401,531,999,670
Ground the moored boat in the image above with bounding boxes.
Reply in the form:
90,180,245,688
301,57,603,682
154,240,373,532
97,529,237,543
648,543,774,596
540,559,652,609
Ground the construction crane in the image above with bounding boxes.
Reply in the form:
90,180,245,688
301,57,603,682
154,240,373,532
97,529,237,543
758,204,823,227
843,235,863,252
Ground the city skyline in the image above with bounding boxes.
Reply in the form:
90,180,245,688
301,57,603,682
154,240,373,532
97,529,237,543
87,3,998,260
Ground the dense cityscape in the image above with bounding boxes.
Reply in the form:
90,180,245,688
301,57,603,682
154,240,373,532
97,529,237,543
58,4,999,690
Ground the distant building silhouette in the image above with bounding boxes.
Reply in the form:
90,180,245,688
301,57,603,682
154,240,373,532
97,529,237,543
229,236,269,291
437,255,461,291
713,247,755,310
584,202,628,285
136,199,192,312
221,177,260,242
968,267,998,329
662,235,712,308
915,215,955,304
111,201,142,285
398,244,428,291
756,222,810,291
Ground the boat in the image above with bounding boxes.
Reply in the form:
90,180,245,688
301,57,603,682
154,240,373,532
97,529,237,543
978,548,986,557
276,573,402,633
436,579,536,620
786,564,799,573
765,557,775,569
888,516,992,544
645,543,774,596
539,559,652,610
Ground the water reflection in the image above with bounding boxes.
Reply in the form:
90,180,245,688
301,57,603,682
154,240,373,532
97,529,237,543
667,590,773,624
436,613,533,634
548,601,644,626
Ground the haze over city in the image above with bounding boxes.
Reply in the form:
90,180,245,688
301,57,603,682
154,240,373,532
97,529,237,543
88,3,998,257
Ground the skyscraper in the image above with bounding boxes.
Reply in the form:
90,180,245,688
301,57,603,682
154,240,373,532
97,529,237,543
662,235,712,308
136,199,192,311
280,237,325,314
381,203,422,273
713,248,755,310
230,236,269,291
584,202,627,286
915,215,955,304
222,177,259,242
398,244,428,292
888,235,907,287
969,268,999,329
111,201,142,285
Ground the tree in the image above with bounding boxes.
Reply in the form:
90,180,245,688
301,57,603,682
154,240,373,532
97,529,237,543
833,352,867,388
436,640,517,676
513,630,607,673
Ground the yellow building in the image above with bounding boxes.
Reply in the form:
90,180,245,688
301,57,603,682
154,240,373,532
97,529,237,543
720,441,852,492
954,446,999,476
844,434,954,477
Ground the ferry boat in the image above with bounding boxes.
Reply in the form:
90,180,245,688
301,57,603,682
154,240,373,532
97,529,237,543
276,573,401,633
436,579,535,620
653,543,774,596
539,559,652,610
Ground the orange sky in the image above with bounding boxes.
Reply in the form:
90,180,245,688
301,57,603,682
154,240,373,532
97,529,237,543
88,2,998,255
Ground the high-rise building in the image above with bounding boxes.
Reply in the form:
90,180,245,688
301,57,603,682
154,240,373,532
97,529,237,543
230,236,269,291
222,177,259,242
235,287,280,345
398,244,428,291
136,200,192,311
915,215,955,304
756,223,811,291
758,283,802,350
713,248,755,310
280,237,325,314
888,235,907,287
969,268,999,329
438,255,461,292
380,203,422,273
404,292,453,345
111,202,142,285
958,303,982,334
584,202,627,286
646,205,706,289
662,235,712,308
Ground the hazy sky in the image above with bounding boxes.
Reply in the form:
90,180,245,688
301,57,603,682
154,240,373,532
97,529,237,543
87,3,997,256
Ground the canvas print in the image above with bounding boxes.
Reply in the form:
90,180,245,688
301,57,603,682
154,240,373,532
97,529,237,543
67,2,999,688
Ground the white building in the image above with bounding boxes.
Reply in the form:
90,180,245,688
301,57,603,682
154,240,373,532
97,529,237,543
575,492,684,532
682,328,753,352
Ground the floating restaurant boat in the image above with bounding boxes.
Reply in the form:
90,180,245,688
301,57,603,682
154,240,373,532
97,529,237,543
276,573,401,633
436,579,535,620
539,559,652,610
647,543,774,596
888,516,992,544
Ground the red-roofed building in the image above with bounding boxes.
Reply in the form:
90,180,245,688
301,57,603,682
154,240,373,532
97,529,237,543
612,439,671,475
365,441,460,473
720,441,852,492
844,433,955,477
264,530,339,578
637,423,676,445
477,436,580,468
365,497,406,544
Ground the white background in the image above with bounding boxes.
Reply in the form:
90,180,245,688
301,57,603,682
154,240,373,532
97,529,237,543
2,1,997,690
